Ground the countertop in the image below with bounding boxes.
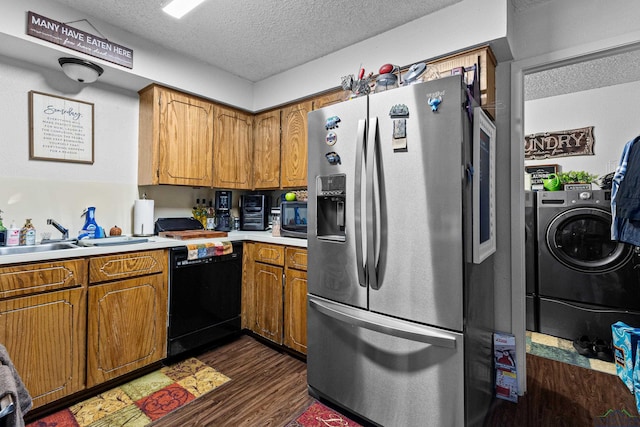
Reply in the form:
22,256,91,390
0,230,307,266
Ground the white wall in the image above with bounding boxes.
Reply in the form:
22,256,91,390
524,80,640,179
510,0,640,61
0,54,140,237
253,0,510,110
0,0,254,110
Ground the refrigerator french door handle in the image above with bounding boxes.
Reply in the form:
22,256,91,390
309,298,457,349
354,119,366,287
367,117,379,290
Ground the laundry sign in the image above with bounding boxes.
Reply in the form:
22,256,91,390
27,11,133,69
524,126,594,160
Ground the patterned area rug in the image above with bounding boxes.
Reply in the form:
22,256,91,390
27,357,230,427
286,401,363,427
527,331,616,375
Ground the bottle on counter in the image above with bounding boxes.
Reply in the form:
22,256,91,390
206,201,215,230
79,207,99,239
6,220,20,247
271,208,281,237
0,210,6,247
19,218,36,246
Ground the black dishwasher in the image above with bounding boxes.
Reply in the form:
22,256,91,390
168,241,243,358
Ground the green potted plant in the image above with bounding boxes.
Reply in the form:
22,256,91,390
556,170,598,187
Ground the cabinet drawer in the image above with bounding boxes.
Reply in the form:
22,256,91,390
285,247,307,271
0,259,87,299
89,250,166,284
253,243,285,266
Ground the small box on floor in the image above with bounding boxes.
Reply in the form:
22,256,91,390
612,321,640,393
634,341,640,414
494,332,518,402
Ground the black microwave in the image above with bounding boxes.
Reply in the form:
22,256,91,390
280,201,307,238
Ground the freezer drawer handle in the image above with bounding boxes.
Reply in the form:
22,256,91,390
310,299,456,349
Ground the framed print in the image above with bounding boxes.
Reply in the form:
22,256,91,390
473,106,496,264
29,90,94,164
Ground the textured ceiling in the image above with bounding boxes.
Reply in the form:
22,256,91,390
50,0,463,82
525,48,640,100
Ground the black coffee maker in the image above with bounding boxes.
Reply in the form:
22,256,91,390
214,190,232,231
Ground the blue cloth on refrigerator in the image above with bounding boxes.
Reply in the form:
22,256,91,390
611,135,640,245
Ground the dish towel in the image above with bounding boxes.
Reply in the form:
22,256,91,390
0,344,32,427
187,241,233,260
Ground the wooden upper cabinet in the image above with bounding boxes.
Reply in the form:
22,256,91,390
138,85,214,186
253,109,281,189
213,105,253,189
427,46,496,119
280,101,312,188
312,89,346,110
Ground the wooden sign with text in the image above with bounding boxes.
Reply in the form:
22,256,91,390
27,11,133,69
524,126,594,160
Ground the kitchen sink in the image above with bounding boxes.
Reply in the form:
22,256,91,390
0,241,80,256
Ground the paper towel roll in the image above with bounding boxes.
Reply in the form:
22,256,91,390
133,199,154,236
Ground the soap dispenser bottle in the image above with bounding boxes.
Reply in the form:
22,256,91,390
79,207,99,239
0,210,6,247
6,220,20,247
19,219,36,246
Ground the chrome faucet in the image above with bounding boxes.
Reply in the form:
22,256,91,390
47,219,69,240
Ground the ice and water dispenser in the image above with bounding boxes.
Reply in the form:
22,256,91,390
316,174,346,242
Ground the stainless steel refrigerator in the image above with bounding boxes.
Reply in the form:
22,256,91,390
307,75,495,427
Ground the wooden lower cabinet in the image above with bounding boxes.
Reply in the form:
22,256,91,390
87,274,166,387
0,288,86,408
243,243,307,354
87,250,168,387
241,243,256,330
284,268,307,353
0,249,168,410
253,262,283,344
0,258,88,409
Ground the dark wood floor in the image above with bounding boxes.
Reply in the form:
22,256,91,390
25,334,640,426
484,353,638,426
150,334,313,427
157,336,639,427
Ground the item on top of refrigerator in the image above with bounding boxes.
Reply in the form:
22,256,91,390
403,62,427,85
341,68,374,98
378,63,394,74
375,73,398,92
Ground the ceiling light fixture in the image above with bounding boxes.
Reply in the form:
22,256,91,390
163,0,206,19
58,57,104,83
